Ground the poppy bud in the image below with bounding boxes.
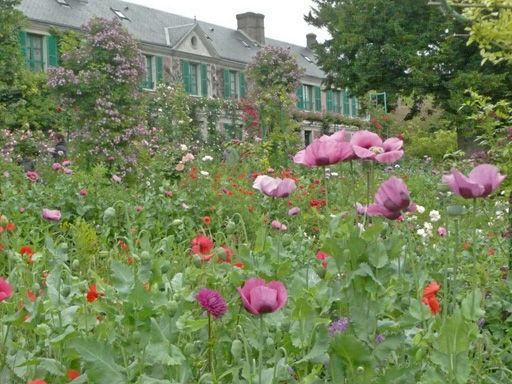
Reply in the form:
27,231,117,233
231,339,243,360
446,205,465,217
103,207,116,222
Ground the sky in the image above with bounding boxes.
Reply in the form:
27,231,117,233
125,0,330,47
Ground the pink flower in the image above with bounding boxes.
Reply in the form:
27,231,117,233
294,131,353,167
237,278,287,315
288,207,300,216
196,288,227,319
253,175,296,198
25,171,39,182
0,277,13,301
366,177,416,220
63,168,73,175
271,220,287,231
52,163,62,171
62,160,71,166
79,188,88,196
350,130,403,164
112,175,121,183
42,209,61,221
442,164,505,199
437,227,447,237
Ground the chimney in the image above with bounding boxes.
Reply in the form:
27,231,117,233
306,33,317,49
236,12,265,45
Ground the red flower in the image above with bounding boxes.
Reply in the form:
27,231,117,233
28,380,47,384
309,199,327,209
66,369,81,380
86,284,101,303
118,240,128,252
316,250,329,268
218,245,234,263
422,281,441,315
0,226,3,234
20,246,34,264
233,262,245,269
202,216,211,225
6,223,15,232
191,234,214,261
27,290,36,302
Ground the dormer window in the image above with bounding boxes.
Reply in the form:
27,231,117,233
111,8,129,20
302,54,313,63
56,0,70,6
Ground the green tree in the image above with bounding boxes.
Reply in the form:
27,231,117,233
0,0,24,90
306,0,512,124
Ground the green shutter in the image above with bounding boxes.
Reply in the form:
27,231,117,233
47,35,59,67
239,72,246,98
326,90,333,112
18,31,28,66
181,60,191,93
342,90,350,116
296,86,304,109
200,63,208,97
155,56,163,84
223,69,230,98
351,96,358,117
314,86,321,111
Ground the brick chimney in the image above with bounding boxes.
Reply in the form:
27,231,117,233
306,33,317,49
236,12,265,45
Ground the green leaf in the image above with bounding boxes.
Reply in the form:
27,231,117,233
69,338,126,384
433,312,476,355
296,326,329,364
329,334,373,370
110,260,134,294
461,289,485,321
368,241,388,268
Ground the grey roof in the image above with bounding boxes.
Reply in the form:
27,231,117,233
18,0,324,78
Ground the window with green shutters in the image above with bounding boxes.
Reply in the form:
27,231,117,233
19,32,59,72
327,90,342,113
342,90,350,116
142,55,154,89
156,56,163,84
297,85,321,111
182,60,208,96
223,69,246,99
351,96,358,117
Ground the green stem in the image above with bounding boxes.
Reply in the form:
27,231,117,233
208,313,217,382
259,316,264,384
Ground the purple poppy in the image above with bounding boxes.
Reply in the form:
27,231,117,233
238,278,287,315
196,288,227,319
293,132,353,167
42,208,61,221
367,177,416,220
253,175,296,198
442,164,505,199
350,130,403,164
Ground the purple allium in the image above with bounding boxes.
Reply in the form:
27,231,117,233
375,334,386,344
329,317,350,336
196,288,227,319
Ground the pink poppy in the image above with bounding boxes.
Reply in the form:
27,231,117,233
238,278,287,315
442,164,505,199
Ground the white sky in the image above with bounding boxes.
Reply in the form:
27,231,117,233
125,0,330,47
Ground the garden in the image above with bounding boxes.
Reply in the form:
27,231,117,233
1,1,512,384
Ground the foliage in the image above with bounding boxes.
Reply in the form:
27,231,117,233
306,0,512,125
47,17,146,167
246,46,304,167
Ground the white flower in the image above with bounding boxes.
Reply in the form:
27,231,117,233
416,228,427,238
200,171,209,176
357,223,365,233
429,210,441,222
423,222,433,231
330,172,339,177
202,155,213,161
180,144,188,151
416,205,425,214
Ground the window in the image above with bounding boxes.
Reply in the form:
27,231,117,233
296,84,321,112
342,90,350,116
141,55,163,90
326,90,342,114
182,60,208,96
142,55,154,89
56,0,70,7
19,32,59,71
26,33,44,71
223,69,246,99
111,8,129,20
304,130,312,146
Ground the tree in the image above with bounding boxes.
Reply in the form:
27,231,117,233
305,0,512,123
0,0,24,90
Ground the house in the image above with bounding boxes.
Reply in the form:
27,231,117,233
17,0,360,143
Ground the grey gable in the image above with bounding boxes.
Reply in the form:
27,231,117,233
18,0,324,78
